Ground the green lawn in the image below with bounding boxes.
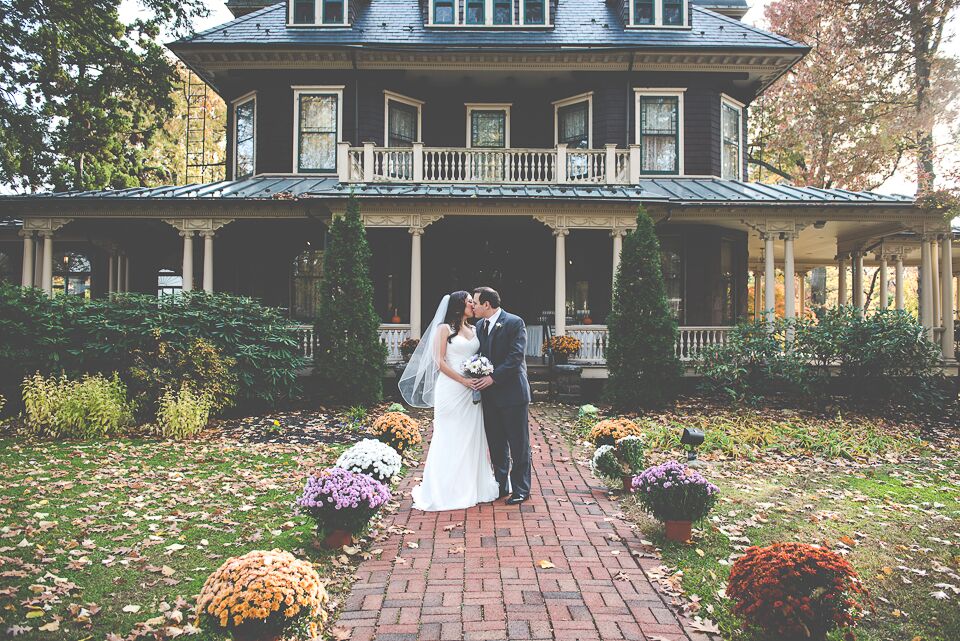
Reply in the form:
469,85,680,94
546,403,960,641
0,430,398,640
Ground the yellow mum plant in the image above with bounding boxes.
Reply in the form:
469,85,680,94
542,335,583,357
196,549,328,641
590,417,643,446
370,411,421,453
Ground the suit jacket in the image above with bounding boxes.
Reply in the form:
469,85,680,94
477,310,531,407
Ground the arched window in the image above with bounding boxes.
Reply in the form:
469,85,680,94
291,249,324,320
157,268,183,298
53,252,91,298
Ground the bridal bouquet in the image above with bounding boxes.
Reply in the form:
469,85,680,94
462,355,494,404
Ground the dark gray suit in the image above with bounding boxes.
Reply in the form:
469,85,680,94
477,310,532,497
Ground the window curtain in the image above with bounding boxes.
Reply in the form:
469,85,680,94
721,103,741,179
640,97,678,173
299,94,338,172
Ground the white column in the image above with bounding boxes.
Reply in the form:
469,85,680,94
798,270,806,318
895,255,905,311
753,271,762,321
932,239,942,327
409,227,423,339
852,251,865,315
764,234,776,324
783,234,796,319
837,255,848,306
920,238,933,340
878,256,889,310
611,229,624,287
41,232,53,296
181,231,194,292
202,232,214,293
941,235,954,359
555,228,568,336
20,232,34,287
34,236,44,288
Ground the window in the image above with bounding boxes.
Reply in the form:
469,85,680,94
635,90,683,174
294,87,343,173
660,236,683,321
629,0,687,27
291,248,325,320
721,96,743,180
719,237,735,324
157,268,183,298
634,0,654,25
494,0,512,24
467,105,509,148
663,0,683,25
523,0,545,24
554,94,591,149
0,251,12,284
288,0,347,25
292,0,314,23
232,94,256,180
323,0,344,23
465,0,484,24
53,252,91,298
386,95,421,147
433,0,455,23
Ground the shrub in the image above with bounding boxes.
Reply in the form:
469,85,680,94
576,404,600,431
156,384,213,439
589,417,642,446
126,337,238,418
196,549,329,641
22,373,134,438
591,445,622,480
632,460,718,522
296,467,392,534
371,412,421,453
387,402,407,414
335,438,403,482
605,206,682,410
542,335,582,357
727,542,869,641
314,196,387,405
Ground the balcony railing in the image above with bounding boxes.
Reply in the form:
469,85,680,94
339,142,636,185
294,323,411,364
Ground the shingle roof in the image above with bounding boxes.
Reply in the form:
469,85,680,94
0,177,914,206
171,2,803,50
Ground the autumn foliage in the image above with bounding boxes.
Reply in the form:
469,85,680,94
370,411,422,452
727,542,869,641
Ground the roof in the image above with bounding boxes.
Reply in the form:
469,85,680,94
171,2,803,51
0,177,915,207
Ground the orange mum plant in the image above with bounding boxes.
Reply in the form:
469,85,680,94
370,411,421,453
543,335,582,357
196,549,329,641
727,542,869,641
589,417,643,446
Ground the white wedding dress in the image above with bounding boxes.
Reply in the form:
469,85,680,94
411,332,501,511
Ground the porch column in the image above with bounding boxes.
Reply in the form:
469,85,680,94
920,238,934,340
555,227,568,336
34,236,44,288
878,255,889,310
409,227,423,339
895,255,905,311
202,232,215,293
20,231,34,287
941,234,954,359
837,255,848,306
611,229,624,287
181,231,194,292
932,239,942,328
753,270,762,321
122,255,130,293
41,232,53,296
764,234,775,323
783,234,796,319
852,251,865,315
798,270,806,318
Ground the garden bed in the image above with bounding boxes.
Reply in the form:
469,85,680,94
545,401,960,641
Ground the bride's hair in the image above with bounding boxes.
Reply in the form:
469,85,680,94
442,291,470,343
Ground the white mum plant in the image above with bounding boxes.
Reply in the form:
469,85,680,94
335,438,403,482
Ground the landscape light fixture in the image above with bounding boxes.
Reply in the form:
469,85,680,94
680,427,705,467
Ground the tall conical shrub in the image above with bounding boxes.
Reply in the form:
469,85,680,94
314,196,386,404
604,206,681,410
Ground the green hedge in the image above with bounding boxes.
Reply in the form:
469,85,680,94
0,285,304,411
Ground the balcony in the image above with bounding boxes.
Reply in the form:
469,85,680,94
337,142,640,185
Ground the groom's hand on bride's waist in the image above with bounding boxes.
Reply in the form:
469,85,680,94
474,375,495,390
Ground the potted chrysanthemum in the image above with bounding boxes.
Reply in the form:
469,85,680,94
196,549,328,641
296,467,392,548
335,438,403,483
632,460,718,542
591,435,646,491
370,411,421,453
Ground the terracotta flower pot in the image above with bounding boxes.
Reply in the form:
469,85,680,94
622,474,634,492
322,528,353,549
664,520,693,543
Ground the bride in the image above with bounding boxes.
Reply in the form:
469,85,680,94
398,291,501,511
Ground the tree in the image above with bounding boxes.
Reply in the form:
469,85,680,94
604,206,681,410
313,197,386,405
0,0,209,192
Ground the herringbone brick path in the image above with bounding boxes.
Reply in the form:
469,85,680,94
337,406,700,641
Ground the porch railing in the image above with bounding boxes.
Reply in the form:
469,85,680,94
293,323,411,364
567,325,734,364
339,142,640,185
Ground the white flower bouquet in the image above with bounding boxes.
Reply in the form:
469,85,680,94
335,438,403,482
462,354,494,404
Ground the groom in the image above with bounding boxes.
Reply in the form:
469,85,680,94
472,287,532,505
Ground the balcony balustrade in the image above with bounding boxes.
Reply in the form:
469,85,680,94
338,142,636,185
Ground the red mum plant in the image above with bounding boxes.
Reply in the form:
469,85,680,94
727,542,869,641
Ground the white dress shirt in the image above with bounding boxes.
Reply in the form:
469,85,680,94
485,308,504,335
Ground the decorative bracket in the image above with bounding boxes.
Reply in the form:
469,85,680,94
22,217,72,234
162,218,234,234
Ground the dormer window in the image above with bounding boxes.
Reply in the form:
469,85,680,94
628,0,688,27
433,0,455,24
465,0,484,24
289,0,348,25
523,0,545,24
428,0,551,27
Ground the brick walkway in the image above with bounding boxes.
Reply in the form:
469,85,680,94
338,407,702,641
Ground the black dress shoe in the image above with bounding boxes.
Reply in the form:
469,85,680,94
498,488,511,499
506,494,528,505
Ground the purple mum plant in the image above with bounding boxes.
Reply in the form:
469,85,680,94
296,467,392,534
631,460,719,522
